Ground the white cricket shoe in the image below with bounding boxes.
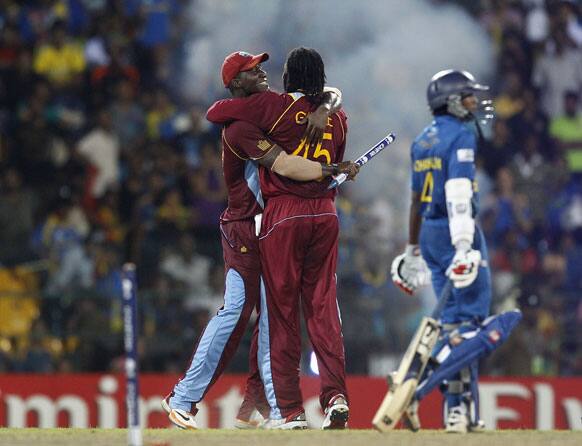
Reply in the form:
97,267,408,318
445,405,469,433
262,411,308,430
161,394,198,430
234,408,268,430
322,394,349,429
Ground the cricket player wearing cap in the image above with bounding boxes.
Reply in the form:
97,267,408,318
207,47,354,430
161,50,357,430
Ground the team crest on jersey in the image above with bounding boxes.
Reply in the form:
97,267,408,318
257,140,272,151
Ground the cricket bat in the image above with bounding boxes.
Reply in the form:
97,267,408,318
372,280,453,432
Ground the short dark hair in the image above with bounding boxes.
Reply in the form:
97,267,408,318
283,47,326,100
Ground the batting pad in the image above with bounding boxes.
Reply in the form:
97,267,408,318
415,310,522,401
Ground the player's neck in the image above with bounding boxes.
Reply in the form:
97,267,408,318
231,89,247,98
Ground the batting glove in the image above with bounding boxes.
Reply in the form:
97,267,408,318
391,244,431,295
446,241,481,288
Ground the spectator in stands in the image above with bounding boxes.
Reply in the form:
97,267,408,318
109,79,145,149
66,297,111,371
91,44,140,104
0,48,42,116
555,0,582,47
43,198,93,294
77,108,120,199
480,119,516,177
510,133,564,225
0,266,41,351
494,70,526,119
546,176,582,243
33,20,85,86
84,20,110,68
507,88,551,158
156,187,192,241
532,28,582,118
146,88,175,139
16,320,54,373
550,91,582,173
94,189,125,244
525,0,550,50
187,141,226,233
160,233,213,306
483,167,534,249
0,168,37,265
498,31,533,84
14,80,58,189
0,23,22,69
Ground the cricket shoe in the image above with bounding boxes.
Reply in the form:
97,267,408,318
234,418,262,429
161,393,197,430
262,410,308,430
401,399,420,432
322,394,349,429
445,405,469,433
234,409,264,429
469,419,486,432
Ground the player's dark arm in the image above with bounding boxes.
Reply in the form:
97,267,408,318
206,93,272,129
259,144,356,181
408,191,422,245
301,87,342,148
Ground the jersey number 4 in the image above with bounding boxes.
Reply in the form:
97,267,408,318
292,132,332,164
420,171,434,203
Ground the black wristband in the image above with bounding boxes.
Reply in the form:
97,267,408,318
321,163,340,177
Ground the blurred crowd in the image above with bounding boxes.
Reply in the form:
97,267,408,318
0,0,580,376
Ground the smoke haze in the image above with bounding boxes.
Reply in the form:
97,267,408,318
183,0,493,230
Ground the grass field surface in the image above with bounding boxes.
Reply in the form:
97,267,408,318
0,428,581,446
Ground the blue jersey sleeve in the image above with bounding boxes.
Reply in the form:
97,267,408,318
447,130,476,180
411,144,422,193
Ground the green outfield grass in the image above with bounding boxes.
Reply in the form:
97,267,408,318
0,428,581,446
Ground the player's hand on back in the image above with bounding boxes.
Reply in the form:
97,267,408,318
391,245,431,295
446,241,481,288
299,108,329,149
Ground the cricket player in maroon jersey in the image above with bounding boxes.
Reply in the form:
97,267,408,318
207,47,352,429
161,50,357,430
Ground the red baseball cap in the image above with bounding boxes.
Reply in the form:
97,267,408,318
221,51,269,87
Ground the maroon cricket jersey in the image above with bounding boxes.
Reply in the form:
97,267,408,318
207,90,348,199
219,120,276,222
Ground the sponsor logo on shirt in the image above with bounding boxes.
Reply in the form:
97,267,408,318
457,148,474,162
